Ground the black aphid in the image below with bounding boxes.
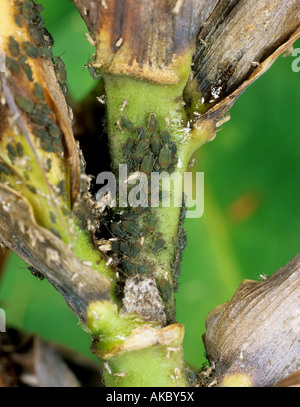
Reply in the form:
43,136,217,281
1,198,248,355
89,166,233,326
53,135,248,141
136,127,146,139
146,214,157,232
22,41,38,58
31,110,49,126
34,129,51,141
123,138,135,158
38,47,53,59
122,259,136,276
161,130,170,145
16,142,24,157
33,83,45,101
26,184,37,194
148,113,158,133
120,116,134,132
0,163,12,175
22,62,33,81
49,211,56,224
158,145,172,169
159,278,172,303
6,143,17,162
14,14,23,28
131,242,142,258
137,265,148,274
150,133,162,155
15,96,34,114
120,242,131,256
140,154,154,175
8,36,20,57
6,57,20,75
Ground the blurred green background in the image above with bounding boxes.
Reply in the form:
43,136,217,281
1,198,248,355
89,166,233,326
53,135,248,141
0,1,299,369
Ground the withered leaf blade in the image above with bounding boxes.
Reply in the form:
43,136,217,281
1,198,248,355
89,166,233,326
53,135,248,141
188,0,300,113
193,26,300,130
38,58,81,205
0,184,112,323
0,0,80,207
202,254,300,387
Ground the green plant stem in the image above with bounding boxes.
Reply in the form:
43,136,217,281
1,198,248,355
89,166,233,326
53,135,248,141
84,73,215,387
103,74,213,315
102,345,188,387
87,301,188,387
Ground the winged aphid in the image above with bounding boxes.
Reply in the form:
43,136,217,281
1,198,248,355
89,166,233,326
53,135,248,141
131,242,142,258
54,57,67,82
136,127,146,140
111,222,127,238
120,242,131,256
28,266,45,281
135,139,149,155
121,220,141,236
159,278,173,303
152,238,166,254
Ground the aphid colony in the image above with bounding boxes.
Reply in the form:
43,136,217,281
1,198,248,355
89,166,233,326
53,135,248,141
97,205,169,299
120,113,178,174
10,0,68,95
0,1,71,250
96,113,184,304
172,197,187,292
3,2,67,159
